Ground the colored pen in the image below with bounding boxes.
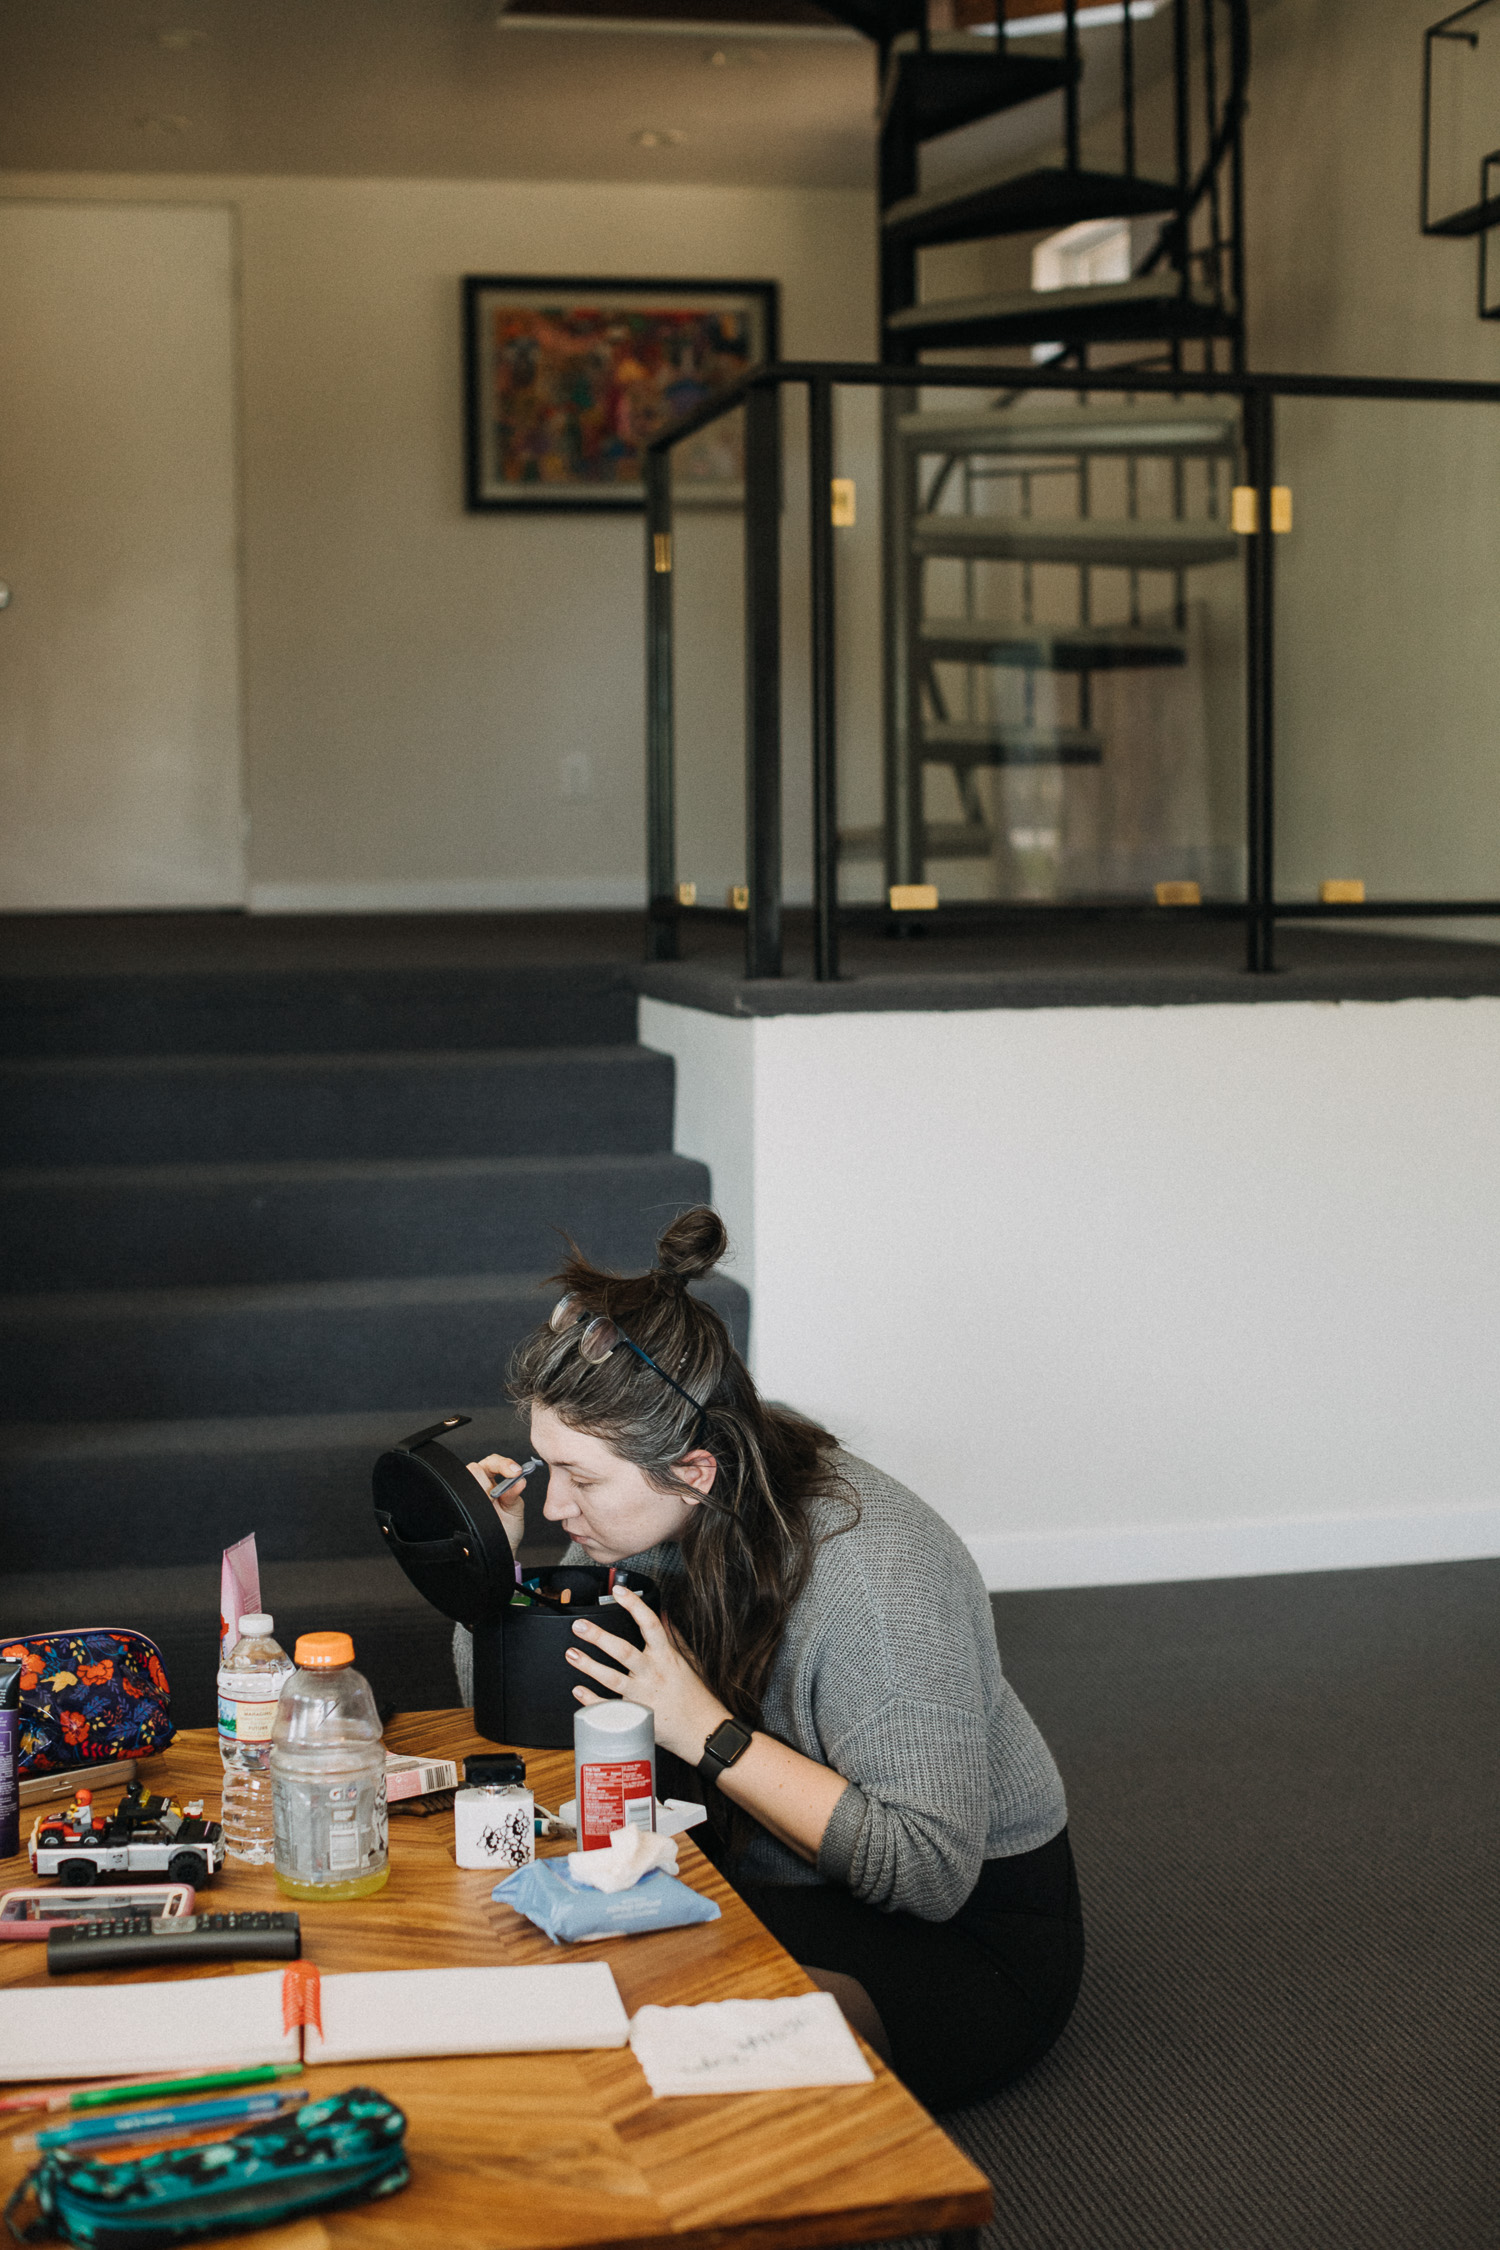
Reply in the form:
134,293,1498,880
14,2089,308,2157
68,2063,303,2114
0,2067,269,2119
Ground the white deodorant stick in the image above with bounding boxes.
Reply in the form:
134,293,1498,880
573,1701,656,1853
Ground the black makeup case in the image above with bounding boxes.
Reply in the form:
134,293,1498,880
371,1416,661,1749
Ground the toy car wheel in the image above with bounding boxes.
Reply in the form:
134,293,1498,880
57,1860,97,1886
167,1851,207,1887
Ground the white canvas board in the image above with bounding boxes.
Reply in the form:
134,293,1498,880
0,1971,296,2083
305,1963,630,2064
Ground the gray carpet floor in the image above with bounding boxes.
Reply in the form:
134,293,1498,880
6,910,1500,1009
904,1561,1499,2250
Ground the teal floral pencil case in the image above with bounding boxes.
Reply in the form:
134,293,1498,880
4,2087,409,2249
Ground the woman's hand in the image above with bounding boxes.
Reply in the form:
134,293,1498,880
467,1455,528,1557
566,1583,729,1766
573,1587,850,1865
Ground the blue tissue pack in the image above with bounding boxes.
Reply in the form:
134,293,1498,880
494,1859,722,1944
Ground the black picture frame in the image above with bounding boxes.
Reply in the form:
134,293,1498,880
462,274,779,513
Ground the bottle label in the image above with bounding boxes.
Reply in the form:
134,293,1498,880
454,1789,535,1871
272,1772,388,1886
217,1667,291,1744
578,1758,654,1851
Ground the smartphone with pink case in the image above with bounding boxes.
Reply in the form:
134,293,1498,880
0,1883,193,1937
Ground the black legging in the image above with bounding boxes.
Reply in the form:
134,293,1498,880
731,1828,1085,2114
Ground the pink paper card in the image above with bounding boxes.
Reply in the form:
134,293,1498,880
220,1534,261,1655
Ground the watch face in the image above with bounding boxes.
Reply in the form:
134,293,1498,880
709,1721,750,1762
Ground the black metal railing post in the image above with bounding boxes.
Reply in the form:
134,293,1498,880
644,450,677,962
882,388,921,893
1243,384,1276,973
1230,3,1247,371
1121,0,1137,179
1064,0,1081,173
808,377,839,983
1173,0,1191,309
744,381,783,979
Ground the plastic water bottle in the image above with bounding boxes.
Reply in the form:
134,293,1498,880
270,1632,388,1900
217,1612,292,1866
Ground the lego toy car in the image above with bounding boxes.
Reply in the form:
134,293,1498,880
28,1781,224,1888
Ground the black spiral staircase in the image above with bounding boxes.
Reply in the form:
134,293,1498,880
819,0,1250,374
806,0,1254,894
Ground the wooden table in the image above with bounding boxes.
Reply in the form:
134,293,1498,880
0,1715,990,2250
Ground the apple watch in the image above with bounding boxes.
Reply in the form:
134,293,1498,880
698,1716,754,1786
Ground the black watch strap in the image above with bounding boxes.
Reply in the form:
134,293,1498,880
698,1717,754,1786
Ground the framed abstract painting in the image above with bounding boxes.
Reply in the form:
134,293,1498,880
462,275,779,511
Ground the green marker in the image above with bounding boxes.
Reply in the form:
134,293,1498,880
69,2064,303,2113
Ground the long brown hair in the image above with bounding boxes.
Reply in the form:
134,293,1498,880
508,1207,855,1728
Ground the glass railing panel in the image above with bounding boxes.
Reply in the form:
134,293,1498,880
831,383,888,907
1275,393,1500,919
882,378,1247,907
668,403,747,917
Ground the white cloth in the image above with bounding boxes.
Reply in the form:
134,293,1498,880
567,1827,679,1891
628,1994,876,2097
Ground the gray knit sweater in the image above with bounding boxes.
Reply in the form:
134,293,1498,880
453,1450,1067,1922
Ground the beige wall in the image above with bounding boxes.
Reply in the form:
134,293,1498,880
10,7,1499,917
0,169,876,909
1243,0,1500,916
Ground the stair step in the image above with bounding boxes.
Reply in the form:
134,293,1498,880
922,721,1103,766
0,1270,751,1424
880,38,1073,139
899,397,1240,457
0,1045,673,1167
0,1150,711,1293
921,617,1187,670
0,1556,463,1731
887,275,1234,351
913,514,1239,569
0,964,638,1060
884,165,1180,250
0,1407,550,1571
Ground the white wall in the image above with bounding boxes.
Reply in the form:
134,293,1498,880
0,170,876,912
0,200,244,910
643,993,1500,1589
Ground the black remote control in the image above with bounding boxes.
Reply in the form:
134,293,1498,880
47,1912,301,1976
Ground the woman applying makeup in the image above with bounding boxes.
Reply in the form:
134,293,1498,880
454,1207,1083,2113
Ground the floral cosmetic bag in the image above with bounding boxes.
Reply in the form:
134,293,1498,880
2,1630,176,1775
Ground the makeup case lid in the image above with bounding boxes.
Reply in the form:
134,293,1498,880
372,1416,516,1629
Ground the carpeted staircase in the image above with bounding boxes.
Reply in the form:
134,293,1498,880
0,957,747,1727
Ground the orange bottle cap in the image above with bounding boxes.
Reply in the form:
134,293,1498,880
294,1631,355,1669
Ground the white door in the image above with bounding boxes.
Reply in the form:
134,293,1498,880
0,201,244,909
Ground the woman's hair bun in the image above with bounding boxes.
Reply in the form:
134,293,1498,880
655,1206,728,1283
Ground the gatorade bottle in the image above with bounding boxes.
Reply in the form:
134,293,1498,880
217,1613,292,1866
270,1632,388,1900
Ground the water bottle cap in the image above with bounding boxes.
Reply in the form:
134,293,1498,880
294,1631,355,1668
237,1613,273,1637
